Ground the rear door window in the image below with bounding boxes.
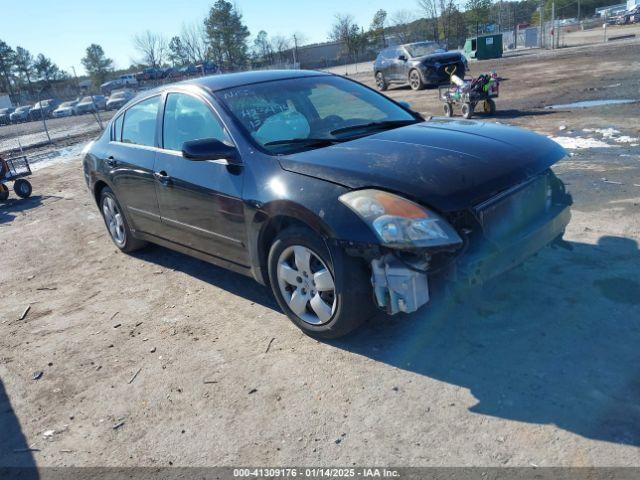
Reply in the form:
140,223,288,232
121,96,160,147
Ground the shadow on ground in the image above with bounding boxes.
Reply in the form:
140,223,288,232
131,234,639,447
0,379,38,476
332,235,640,447
0,195,49,225
132,246,277,311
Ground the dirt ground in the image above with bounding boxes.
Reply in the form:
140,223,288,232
1,39,640,468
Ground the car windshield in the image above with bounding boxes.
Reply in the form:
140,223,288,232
60,102,75,108
111,92,126,99
0,108,10,114
17,106,30,112
405,42,446,57
218,76,417,154
80,96,93,103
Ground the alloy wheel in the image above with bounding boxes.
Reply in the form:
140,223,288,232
102,196,126,247
276,245,336,325
410,71,421,90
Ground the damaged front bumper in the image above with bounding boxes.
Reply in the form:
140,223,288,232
366,173,573,315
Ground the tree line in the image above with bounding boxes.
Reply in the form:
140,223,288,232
0,0,622,102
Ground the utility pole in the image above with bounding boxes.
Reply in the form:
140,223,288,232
551,0,555,49
539,1,545,48
36,88,51,143
292,34,299,69
577,0,581,20
71,66,81,97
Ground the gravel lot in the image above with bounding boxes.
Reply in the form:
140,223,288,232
1,39,639,468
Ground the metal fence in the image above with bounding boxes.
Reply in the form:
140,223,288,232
0,109,110,156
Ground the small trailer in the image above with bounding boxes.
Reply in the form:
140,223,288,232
0,156,33,202
439,73,500,119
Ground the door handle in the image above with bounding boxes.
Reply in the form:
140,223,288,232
153,170,172,186
105,156,118,167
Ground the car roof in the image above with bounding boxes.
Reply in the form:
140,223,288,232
186,69,330,92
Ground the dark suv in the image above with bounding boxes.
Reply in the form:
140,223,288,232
83,70,571,339
374,42,467,91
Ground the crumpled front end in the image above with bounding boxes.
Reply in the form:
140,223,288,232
365,169,572,315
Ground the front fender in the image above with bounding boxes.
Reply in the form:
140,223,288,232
243,170,380,284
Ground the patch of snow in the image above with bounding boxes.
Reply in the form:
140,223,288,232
583,128,639,144
30,142,88,172
549,136,614,149
546,99,638,109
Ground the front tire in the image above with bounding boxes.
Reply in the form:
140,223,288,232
267,226,375,339
14,179,32,198
461,102,473,119
99,187,146,253
409,69,425,90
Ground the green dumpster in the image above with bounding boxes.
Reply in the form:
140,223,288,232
464,34,503,60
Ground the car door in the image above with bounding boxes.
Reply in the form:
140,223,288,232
388,48,406,81
396,47,411,81
154,91,248,267
105,95,163,236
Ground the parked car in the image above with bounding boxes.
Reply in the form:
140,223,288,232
75,95,107,114
179,64,198,77
52,100,79,118
101,79,124,94
161,67,176,79
30,99,59,119
374,42,468,91
0,107,15,125
83,70,572,339
118,73,138,86
196,62,219,75
142,67,163,80
9,105,32,123
619,6,640,23
106,90,135,110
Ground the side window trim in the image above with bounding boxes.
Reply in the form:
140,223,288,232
112,113,124,142
160,90,235,152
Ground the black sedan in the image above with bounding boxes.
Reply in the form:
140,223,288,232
83,70,571,338
374,41,467,91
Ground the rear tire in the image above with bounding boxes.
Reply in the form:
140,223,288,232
0,184,9,202
99,187,147,253
267,226,375,339
14,179,32,198
483,98,496,115
443,103,453,117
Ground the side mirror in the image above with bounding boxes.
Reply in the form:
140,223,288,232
398,54,408,61
182,138,241,164
398,101,412,110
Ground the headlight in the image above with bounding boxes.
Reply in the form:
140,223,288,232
339,189,462,249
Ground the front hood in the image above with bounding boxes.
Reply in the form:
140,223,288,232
415,52,462,64
278,119,566,212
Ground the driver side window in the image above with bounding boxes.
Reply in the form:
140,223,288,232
162,93,230,152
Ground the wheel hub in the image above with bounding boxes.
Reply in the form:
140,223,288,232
276,245,336,325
